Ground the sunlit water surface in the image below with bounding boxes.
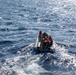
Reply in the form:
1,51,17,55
0,0,76,75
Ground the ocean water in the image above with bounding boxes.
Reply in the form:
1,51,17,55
0,0,76,75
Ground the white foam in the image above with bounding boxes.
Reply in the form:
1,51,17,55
0,17,2,19
0,42,76,75
53,41,76,67
0,43,47,75
13,67,26,75
25,63,44,75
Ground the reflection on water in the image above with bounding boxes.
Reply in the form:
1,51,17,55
0,0,76,75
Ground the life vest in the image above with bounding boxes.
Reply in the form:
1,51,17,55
44,38,49,43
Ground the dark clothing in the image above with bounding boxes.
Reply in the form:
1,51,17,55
38,31,53,48
42,32,48,38
49,36,53,46
39,35,42,42
39,31,43,42
42,35,53,48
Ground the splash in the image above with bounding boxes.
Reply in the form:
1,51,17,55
0,43,48,75
53,41,76,67
0,41,76,75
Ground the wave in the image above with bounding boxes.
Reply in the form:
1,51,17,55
37,18,52,22
2,17,11,20
0,42,76,75
17,27,28,31
53,41,76,67
0,28,10,31
0,52,6,57
0,40,13,45
57,42,76,48
5,22,14,25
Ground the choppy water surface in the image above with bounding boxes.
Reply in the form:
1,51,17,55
0,0,76,75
